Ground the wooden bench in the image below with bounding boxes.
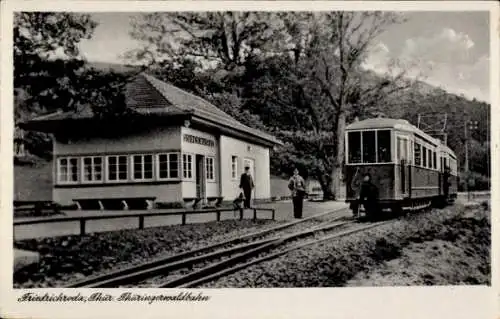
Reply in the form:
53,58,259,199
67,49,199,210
183,197,202,209
73,197,156,210
14,200,64,217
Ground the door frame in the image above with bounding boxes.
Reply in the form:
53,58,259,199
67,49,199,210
195,154,206,201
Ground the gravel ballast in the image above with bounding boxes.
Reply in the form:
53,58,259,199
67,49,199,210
201,204,490,288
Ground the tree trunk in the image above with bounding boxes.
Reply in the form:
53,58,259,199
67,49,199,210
331,111,346,200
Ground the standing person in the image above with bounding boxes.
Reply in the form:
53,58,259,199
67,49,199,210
239,166,255,209
288,168,306,218
358,173,379,218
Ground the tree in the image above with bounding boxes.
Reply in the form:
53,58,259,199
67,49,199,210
242,12,415,199
14,12,96,158
302,12,414,199
128,12,279,69
14,13,140,158
14,13,97,117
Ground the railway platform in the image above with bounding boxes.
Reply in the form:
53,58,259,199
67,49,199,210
13,200,349,240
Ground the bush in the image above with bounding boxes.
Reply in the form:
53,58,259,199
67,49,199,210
458,171,490,191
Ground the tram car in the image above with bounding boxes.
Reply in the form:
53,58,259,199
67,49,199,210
345,118,458,218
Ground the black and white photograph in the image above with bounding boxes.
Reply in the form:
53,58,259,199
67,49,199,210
1,1,498,319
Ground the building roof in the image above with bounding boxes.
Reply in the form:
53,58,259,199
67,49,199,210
22,73,281,147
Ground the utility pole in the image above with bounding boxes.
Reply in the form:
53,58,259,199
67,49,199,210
464,121,469,200
465,119,479,201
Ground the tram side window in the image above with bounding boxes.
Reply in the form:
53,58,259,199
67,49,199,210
422,146,427,167
377,130,391,163
348,131,361,163
433,152,437,169
363,131,376,163
409,140,414,164
414,143,421,166
427,149,432,169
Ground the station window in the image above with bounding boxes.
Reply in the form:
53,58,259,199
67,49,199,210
206,156,215,181
231,156,238,179
57,157,79,183
132,155,154,180
82,156,103,182
107,155,128,181
158,153,179,179
183,154,193,179
414,143,421,166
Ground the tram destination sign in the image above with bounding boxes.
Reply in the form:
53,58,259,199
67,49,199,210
183,134,215,147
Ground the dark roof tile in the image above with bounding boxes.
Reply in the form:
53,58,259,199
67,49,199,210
26,73,280,145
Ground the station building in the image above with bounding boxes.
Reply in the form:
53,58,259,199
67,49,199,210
22,73,282,209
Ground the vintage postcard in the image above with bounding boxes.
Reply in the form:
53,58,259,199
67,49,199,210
0,1,498,319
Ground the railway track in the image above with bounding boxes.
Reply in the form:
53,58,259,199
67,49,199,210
65,207,351,288
168,220,390,288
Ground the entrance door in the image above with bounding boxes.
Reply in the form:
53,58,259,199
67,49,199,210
196,155,206,200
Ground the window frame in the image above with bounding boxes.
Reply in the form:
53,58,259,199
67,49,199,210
131,154,155,181
414,142,422,167
205,156,216,182
81,156,104,183
106,155,129,182
345,129,394,165
182,153,194,180
157,152,181,180
57,156,80,184
231,155,238,180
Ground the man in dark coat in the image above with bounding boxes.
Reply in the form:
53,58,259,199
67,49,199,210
359,173,379,218
239,166,255,209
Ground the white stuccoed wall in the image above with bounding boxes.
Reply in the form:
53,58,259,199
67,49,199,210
54,126,181,155
219,135,271,200
52,125,273,205
180,127,219,198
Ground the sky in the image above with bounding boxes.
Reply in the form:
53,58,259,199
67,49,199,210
78,11,491,103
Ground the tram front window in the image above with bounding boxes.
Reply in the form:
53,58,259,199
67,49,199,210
348,129,392,164
348,131,361,163
377,130,391,163
362,131,376,163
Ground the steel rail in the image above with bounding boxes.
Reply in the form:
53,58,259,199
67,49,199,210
65,207,349,288
173,221,390,288
157,220,354,288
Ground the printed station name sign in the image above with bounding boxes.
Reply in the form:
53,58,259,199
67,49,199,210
183,134,215,147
